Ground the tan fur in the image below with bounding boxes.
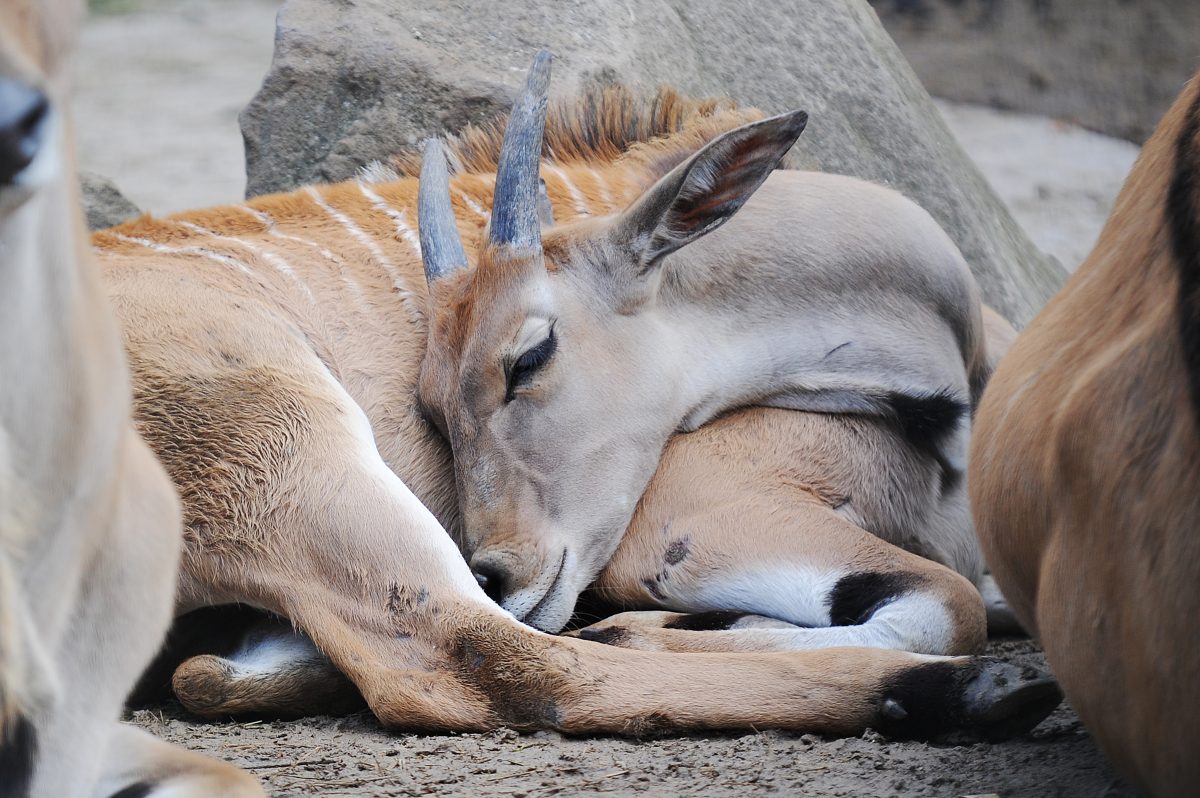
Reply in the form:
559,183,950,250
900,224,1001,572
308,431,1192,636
89,78,1055,738
590,407,986,655
971,74,1200,796
0,2,260,794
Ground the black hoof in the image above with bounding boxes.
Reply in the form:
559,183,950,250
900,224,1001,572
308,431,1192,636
876,657,1063,743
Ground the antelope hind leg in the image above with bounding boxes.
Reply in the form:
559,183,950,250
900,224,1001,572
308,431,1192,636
979,573,1025,636
592,489,988,655
172,616,364,719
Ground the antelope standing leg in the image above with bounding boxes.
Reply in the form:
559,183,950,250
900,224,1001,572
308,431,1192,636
27,436,261,798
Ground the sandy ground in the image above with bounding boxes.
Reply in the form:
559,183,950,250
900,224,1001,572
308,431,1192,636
131,640,1130,798
71,2,1143,796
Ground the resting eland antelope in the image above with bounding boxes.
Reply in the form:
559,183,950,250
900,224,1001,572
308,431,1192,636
0,1,261,795
971,72,1200,796
97,53,1058,738
418,54,1017,648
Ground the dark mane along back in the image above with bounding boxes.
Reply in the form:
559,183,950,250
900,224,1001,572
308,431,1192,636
1168,80,1200,420
386,84,766,183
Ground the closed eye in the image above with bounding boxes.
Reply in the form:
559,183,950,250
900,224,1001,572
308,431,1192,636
505,325,557,402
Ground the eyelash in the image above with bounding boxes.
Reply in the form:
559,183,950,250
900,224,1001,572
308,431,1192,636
505,325,557,402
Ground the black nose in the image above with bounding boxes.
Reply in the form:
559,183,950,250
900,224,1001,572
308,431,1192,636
472,561,508,604
0,79,49,187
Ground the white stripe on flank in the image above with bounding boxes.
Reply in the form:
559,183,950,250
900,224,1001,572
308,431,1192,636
305,186,423,322
544,164,589,218
455,186,490,220
357,181,422,258
588,167,615,211
173,220,317,304
109,232,256,277
305,186,396,271
236,205,369,307
238,205,338,262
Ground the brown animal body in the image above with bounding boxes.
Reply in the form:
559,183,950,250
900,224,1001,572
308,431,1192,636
95,58,1055,737
971,74,1200,796
0,1,260,795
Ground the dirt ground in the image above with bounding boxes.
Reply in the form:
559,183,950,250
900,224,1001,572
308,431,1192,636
130,641,1130,798
74,1,1142,796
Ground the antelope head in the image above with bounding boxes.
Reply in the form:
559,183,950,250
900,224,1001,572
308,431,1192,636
417,52,807,631
0,0,78,220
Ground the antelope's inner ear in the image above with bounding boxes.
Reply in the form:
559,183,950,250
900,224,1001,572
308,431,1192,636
615,109,808,272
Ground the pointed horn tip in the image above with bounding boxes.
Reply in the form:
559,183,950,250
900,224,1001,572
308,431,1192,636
421,137,448,166
523,50,553,89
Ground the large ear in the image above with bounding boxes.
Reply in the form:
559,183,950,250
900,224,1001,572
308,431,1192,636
616,110,808,271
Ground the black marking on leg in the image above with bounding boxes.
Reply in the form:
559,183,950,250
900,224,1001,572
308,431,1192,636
875,658,1062,742
1168,86,1200,421
663,536,690,566
884,389,968,461
386,583,430,615
108,783,153,798
663,611,747,632
451,629,565,729
0,715,36,798
577,625,630,646
827,572,918,626
876,660,968,740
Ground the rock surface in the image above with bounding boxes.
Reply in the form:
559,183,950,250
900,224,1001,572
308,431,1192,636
242,0,1066,325
934,100,1139,272
870,0,1200,146
72,0,279,215
79,170,141,230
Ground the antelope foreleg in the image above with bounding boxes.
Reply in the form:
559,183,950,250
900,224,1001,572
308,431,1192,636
452,614,1060,740
94,725,262,798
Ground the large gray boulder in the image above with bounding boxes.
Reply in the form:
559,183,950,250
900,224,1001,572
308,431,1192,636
870,0,1200,145
241,0,1065,326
